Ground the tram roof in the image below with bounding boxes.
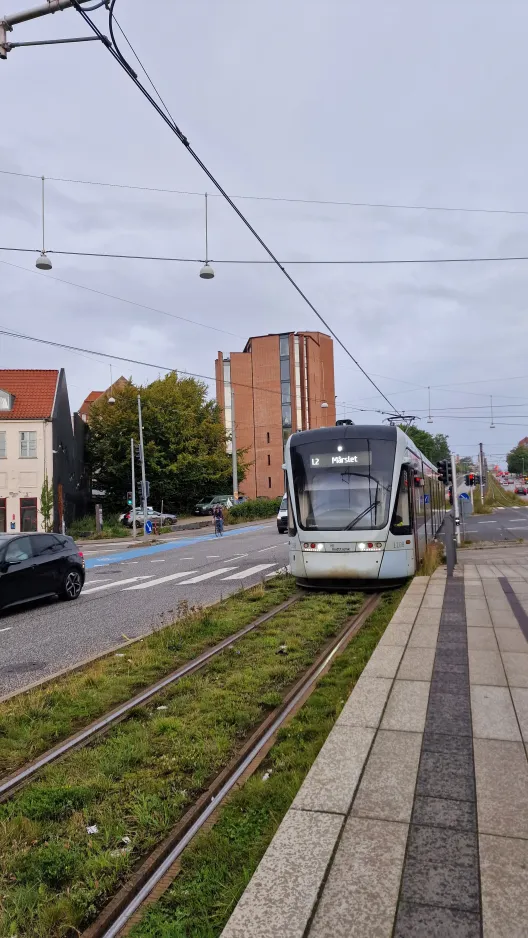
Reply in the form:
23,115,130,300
289,424,397,446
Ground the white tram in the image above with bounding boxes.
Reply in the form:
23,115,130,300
285,424,446,588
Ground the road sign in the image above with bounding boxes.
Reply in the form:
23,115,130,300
424,494,430,504
144,520,153,534
459,492,470,500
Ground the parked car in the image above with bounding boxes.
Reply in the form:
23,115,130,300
194,495,233,515
122,508,178,528
0,533,85,611
277,494,288,534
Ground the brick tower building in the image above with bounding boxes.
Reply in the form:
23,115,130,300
215,332,336,499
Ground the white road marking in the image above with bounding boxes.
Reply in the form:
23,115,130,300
222,564,276,580
0,627,12,633
150,559,166,563
206,555,220,558
83,575,154,594
258,546,279,553
177,567,238,584
123,571,199,590
230,553,248,560
182,557,194,560
477,521,497,524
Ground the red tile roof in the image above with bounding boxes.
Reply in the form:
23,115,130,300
0,370,59,420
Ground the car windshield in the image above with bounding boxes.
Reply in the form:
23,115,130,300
280,497,287,511
290,437,396,531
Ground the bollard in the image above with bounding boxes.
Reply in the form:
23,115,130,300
445,512,457,577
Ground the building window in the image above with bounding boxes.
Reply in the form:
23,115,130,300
20,431,37,459
0,390,13,411
279,334,289,357
0,431,5,459
267,454,271,466
268,477,272,488
20,497,38,532
280,359,290,382
266,432,270,444
282,403,292,427
281,381,291,404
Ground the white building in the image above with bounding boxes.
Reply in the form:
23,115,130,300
0,370,83,533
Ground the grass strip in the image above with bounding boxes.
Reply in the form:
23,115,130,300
128,587,405,938
0,577,298,775
0,588,369,937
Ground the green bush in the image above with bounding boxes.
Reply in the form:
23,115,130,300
226,497,282,524
67,513,129,540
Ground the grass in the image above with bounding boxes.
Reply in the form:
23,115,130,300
127,588,405,938
472,474,527,514
67,513,130,539
418,541,444,576
0,587,377,937
0,577,298,776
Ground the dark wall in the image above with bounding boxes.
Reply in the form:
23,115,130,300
51,369,87,529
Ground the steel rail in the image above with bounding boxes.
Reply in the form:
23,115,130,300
0,593,302,801
94,592,381,938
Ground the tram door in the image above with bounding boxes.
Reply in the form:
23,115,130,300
393,466,416,576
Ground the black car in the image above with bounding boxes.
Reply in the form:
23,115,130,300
0,533,85,612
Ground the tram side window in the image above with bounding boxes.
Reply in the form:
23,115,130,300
391,469,412,534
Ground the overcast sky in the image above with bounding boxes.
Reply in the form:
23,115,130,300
2,0,528,468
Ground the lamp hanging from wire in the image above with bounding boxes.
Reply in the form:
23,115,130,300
490,395,495,428
36,175,52,270
108,364,115,405
427,386,433,423
199,192,214,279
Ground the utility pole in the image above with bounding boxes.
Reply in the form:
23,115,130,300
131,437,137,540
451,452,461,546
231,386,238,503
137,395,148,530
479,444,485,505
1,1,102,59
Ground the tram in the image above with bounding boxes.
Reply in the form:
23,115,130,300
284,424,446,588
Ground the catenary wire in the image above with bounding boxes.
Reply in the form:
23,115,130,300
6,245,528,266
69,0,403,418
5,166,528,218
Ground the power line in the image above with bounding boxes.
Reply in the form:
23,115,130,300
0,258,244,340
6,244,528,266
4,166,528,218
69,0,402,418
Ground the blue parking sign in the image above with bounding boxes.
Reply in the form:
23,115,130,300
145,519,153,534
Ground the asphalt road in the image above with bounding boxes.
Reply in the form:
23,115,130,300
0,522,289,696
460,505,528,542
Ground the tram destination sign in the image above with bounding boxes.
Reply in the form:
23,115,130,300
310,452,371,468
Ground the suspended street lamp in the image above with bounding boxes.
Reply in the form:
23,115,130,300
427,386,433,423
199,192,215,279
36,175,52,270
490,395,495,429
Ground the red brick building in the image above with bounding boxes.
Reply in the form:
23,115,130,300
215,332,336,499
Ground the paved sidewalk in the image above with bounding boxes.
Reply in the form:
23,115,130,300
221,556,528,938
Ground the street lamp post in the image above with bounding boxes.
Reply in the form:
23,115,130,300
321,401,328,427
137,395,148,530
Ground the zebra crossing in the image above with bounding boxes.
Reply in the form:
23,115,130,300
82,562,279,597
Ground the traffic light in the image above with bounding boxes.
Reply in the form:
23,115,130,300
437,459,452,485
448,485,453,505
465,473,475,487
127,491,133,506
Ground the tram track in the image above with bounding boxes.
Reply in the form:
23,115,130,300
81,592,382,938
0,593,302,803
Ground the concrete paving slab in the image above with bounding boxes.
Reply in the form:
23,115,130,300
380,680,430,733
336,675,392,730
220,809,343,938
309,817,408,938
466,608,493,628
489,609,520,629
470,685,522,741
413,608,442,628
510,687,528,742
468,650,507,687
501,651,528,687
394,902,480,938
425,690,472,736
398,646,436,681
400,825,480,913
378,622,415,647
362,644,405,679
495,629,528,653
415,749,475,803
390,608,420,627
351,729,422,823
467,627,499,651
465,598,490,612
480,833,528,938
292,725,374,815
412,795,476,832
408,624,440,648
473,738,528,838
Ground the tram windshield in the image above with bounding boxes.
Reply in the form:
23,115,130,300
290,437,396,531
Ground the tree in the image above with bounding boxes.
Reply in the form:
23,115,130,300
458,456,475,474
40,476,53,533
507,444,528,475
399,426,450,464
87,373,246,512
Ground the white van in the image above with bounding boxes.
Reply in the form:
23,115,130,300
277,493,288,534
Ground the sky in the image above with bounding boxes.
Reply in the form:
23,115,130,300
1,0,528,469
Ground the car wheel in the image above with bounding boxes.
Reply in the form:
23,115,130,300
62,569,83,601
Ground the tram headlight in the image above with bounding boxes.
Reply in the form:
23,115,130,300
302,542,325,551
357,542,383,552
